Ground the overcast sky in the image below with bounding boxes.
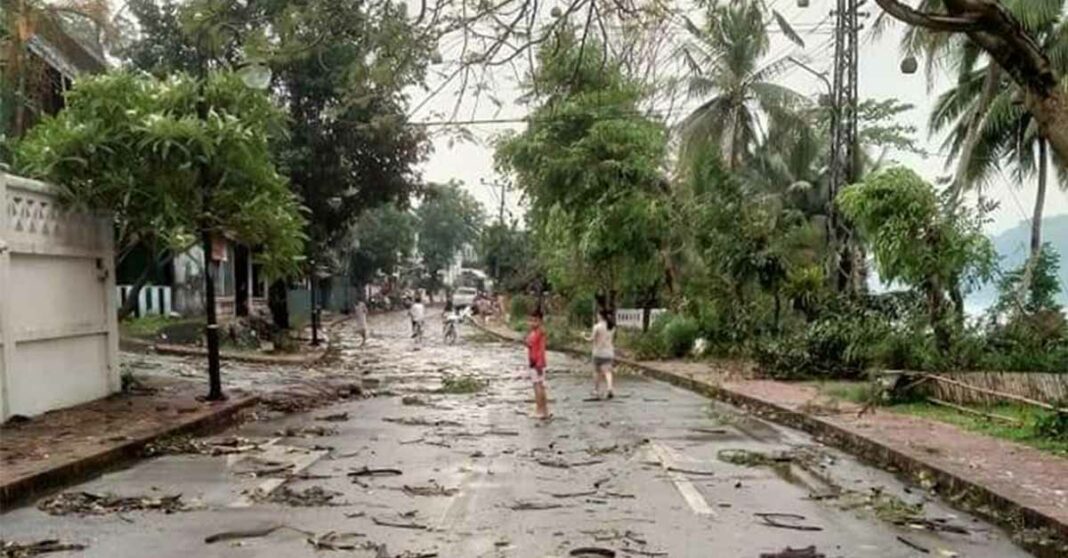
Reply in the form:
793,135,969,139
409,0,1068,235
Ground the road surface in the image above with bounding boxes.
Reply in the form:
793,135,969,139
0,312,1037,557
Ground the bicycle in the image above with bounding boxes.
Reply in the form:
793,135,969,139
443,317,458,344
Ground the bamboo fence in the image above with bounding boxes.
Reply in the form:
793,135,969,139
924,371,1068,407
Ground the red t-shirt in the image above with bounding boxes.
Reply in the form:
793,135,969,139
526,327,547,370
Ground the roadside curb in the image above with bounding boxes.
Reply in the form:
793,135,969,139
0,395,258,512
468,320,1068,546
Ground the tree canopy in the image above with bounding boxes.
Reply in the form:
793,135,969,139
496,29,669,305
14,70,306,278
415,182,484,293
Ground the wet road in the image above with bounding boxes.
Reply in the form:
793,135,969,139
1,312,1038,557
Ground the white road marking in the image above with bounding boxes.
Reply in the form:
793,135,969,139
649,441,716,517
228,441,327,508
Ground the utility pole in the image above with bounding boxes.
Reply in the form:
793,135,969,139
827,0,862,294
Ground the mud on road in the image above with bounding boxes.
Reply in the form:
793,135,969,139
0,312,1042,557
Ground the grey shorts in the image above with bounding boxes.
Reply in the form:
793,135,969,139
593,356,614,367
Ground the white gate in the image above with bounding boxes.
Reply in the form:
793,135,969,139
0,173,119,420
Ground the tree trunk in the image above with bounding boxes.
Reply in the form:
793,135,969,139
1018,138,1048,308
1026,80,1068,168
269,279,289,329
926,277,952,355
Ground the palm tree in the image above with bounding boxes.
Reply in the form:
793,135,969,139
677,0,809,171
929,3,1068,299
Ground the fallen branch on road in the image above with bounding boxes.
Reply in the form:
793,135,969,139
371,517,429,530
1,539,87,557
759,547,825,558
753,513,823,531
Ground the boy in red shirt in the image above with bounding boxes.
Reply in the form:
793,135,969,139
525,310,550,419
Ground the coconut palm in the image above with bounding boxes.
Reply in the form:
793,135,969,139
929,2,1068,297
677,0,809,171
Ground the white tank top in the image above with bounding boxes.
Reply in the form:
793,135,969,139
592,321,614,359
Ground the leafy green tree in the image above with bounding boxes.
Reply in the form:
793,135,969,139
479,222,534,290
415,182,484,296
678,0,808,171
14,70,306,308
496,30,669,308
120,0,432,262
349,204,417,288
837,167,995,352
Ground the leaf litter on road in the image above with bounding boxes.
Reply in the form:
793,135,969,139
38,492,198,516
259,485,343,507
1,539,86,557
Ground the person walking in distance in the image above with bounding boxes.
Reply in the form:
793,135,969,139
353,298,369,346
590,308,616,399
526,310,550,419
408,296,426,343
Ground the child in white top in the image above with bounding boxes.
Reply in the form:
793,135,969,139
590,309,616,400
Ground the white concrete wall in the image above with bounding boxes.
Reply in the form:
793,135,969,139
0,173,119,420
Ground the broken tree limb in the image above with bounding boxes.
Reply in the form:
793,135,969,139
925,397,1025,425
753,513,823,532
372,517,429,530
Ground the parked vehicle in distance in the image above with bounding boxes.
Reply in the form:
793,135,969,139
452,287,478,308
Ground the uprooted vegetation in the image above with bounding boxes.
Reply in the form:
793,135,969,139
438,374,488,394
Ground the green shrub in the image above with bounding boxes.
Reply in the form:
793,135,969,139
660,315,700,358
756,314,881,379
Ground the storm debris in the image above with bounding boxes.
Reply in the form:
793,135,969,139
232,456,295,478
205,525,290,544
569,548,616,557
758,547,825,558
348,466,403,478
439,374,487,394
401,395,432,406
276,425,338,437
261,486,342,507
306,531,366,551
372,517,429,530
402,482,458,497
38,492,193,516
509,500,564,511
383,417,461,427
143,435,266,457
717,449,793,467
753,513,823,532
1,539,86,557
896,536,930,554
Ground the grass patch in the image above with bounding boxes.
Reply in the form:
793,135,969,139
891,402,1068,457
806,380,875,405
440,374,488,394
120,315,198,339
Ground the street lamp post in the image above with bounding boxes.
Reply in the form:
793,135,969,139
193,19,272,400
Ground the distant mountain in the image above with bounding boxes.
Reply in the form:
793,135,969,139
967,214,1068,311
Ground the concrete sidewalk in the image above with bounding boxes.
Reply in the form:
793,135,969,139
0,377,256,510
473,320,1068,546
